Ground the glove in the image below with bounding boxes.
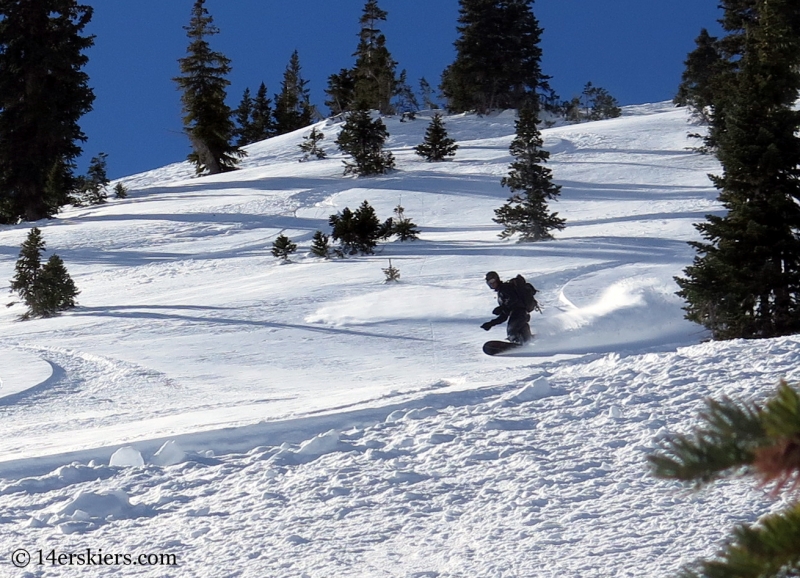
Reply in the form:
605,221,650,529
481,322,494,331
492,306,503,315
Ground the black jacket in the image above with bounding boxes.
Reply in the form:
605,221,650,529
487,281,526,326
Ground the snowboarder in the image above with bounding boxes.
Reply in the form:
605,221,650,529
481,271,533,345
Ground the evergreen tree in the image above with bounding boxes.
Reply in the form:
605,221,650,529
0,0,95,223
113,182,128,199
9,227,46,308
335,109,395,177
271,234,297,261
173,0,243,175
324,68,355,116
419,77,439,110
310,230,331,258
382,259,400,282
251,82,275,142
329,200,391,255
494,103,565,241
675,0,800,340
298,128,327,161
9,227,78,319
394,70,419,118
351,0,397,114
649,381,800,578
581,82,621,121
674,29,727,122
441,0,546,114
391,205,420,241
75,152,110,205
273,50,314,135
415,114,459,161
37,255,79,316
233,87,256,146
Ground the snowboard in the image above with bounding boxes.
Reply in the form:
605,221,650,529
483,340,521,356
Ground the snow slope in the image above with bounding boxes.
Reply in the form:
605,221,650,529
0,103,792,577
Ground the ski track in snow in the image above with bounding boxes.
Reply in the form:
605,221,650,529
0,103,794,576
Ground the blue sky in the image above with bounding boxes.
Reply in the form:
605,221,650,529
79,0,724,179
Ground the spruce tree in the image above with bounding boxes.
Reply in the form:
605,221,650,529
494,102,565,242
9,227,78,319
37,255,79,316
251,82,275,142
650,381,800,578
441,0,546,114
394,70,419,118
580,82,621,121
0,0,95,223
273,50,314,135
674,29,727,122
298,128,326,161
233,87,256,146
9,227,46,308
391,205,420,241
335,109,395,177
415,114,459,161
173,0,243,175
310,231,331,258
419,77,439,110
675,0,800,340
351,0,397,114
329,200,391,255
324,69,355,116
75,152,110,205
271,234,297,261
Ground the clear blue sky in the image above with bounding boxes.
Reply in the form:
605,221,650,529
78,0,724,179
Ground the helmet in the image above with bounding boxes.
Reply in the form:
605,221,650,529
485,271,500,282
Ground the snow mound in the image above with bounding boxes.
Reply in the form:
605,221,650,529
151,440,186,467
109,446,144,467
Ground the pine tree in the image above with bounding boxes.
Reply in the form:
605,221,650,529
273,50,314,135
9,227,46,308
581,82,621,121
233,87,255,146
382,259,400,282
335,109,395,177
310,231,331,258
675,0,800,340
419,77,439,110
329,200,391,255
394,70,419,118
325,68,356,116
113,182,128,199
441,0,546,114
415,114,458,161
173,0,243,175
251,82,275,142
271,234,297,261
391,205,420,241
674,29,727,122
0,0,95,223
298,128,326,161
37,254,79,316
494,102,565,242
9,227,78,319
649,381,800,578
351,0,397,114
76,152,110,205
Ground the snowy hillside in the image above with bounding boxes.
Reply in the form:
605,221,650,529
0,103,794,577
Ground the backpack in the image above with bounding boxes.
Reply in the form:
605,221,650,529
511,274,540,313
